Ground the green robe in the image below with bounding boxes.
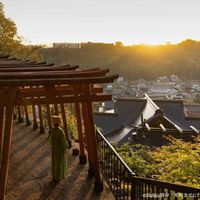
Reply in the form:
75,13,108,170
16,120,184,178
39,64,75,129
49,127,69,181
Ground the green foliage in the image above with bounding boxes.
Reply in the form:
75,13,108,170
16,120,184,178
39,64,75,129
41,39,200,80
0,2,19,54
14,44,44,62
152,136,200,187
66,110,78,141
116,136,200,187
115,41,124,47
0,2,43,61
116,143,157,177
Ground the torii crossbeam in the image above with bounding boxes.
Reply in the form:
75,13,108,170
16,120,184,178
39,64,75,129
0,55,118,200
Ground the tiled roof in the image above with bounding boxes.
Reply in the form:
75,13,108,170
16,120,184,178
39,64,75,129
155,100,200,130
94,98,146,135
94,94,200,145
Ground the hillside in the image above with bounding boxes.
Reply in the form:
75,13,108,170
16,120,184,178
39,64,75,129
40,39,200,81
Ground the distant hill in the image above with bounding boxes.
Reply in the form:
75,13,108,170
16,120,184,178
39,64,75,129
40,39,200,81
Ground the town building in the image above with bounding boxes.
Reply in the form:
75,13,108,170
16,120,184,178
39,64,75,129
94,94,200,147
53,42,81,48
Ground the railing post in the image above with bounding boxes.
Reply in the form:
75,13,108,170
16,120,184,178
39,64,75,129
131,175,137,200
96,129,200,200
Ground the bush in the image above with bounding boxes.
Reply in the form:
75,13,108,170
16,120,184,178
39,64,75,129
116,136,200,187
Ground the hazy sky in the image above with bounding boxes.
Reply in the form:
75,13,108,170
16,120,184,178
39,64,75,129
2,0,200,45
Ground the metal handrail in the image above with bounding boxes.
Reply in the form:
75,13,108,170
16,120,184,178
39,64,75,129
96,129,200,200
134,176,200,192
97,128,135,176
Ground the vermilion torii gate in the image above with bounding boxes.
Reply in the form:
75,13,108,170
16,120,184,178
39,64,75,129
0,55,118,200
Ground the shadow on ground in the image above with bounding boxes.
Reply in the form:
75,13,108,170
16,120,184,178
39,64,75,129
5,122,114,200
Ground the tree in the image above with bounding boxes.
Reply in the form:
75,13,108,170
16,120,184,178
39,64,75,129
151,136,200,187
115,41,124,47
0,2,43,61
116,136,200,187
0,2,20,54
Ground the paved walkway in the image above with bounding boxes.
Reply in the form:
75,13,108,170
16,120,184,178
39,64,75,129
5,122,114,200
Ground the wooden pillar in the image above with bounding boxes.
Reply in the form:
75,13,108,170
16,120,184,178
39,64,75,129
46,85,57,136
31,86,38,130
13,107,17,120
54,104,59,115
0,107,5,162
24,106,31,126
84,84,103,192
32,104,38,130
46,85,58,116
82,102,94,175
69,103,73,113
21,106,25,122
17,106,23,123
47,104,52,131
38,105,45,134
74,102,87,164
0,88,16,200
60,104,72,148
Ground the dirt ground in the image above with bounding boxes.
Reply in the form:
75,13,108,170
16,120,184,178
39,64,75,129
5,122,115,200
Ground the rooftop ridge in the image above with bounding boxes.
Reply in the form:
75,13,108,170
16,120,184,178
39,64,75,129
115,97,146,102
144,93,162,113
154,99,183,104
94,112,118,117
163,115,184,133
186,116,200,120
184,102,200,106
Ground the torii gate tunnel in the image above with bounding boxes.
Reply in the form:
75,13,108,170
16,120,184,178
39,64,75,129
0,54,118,200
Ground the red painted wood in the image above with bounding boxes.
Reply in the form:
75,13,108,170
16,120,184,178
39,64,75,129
0,107,5,162
0,88,16,200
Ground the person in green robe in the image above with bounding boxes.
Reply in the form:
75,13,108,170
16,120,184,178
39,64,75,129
49,115,69,182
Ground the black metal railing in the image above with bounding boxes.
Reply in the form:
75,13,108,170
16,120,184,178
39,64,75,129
133,177,200,200
97,129,135,199
96,129,200,200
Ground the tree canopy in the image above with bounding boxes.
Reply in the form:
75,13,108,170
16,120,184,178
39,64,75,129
0,2,43,60
0,2,19,54
116,136,200,187
41,39,200,80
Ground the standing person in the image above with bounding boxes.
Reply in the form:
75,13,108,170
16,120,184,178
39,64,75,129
49,115,69,182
